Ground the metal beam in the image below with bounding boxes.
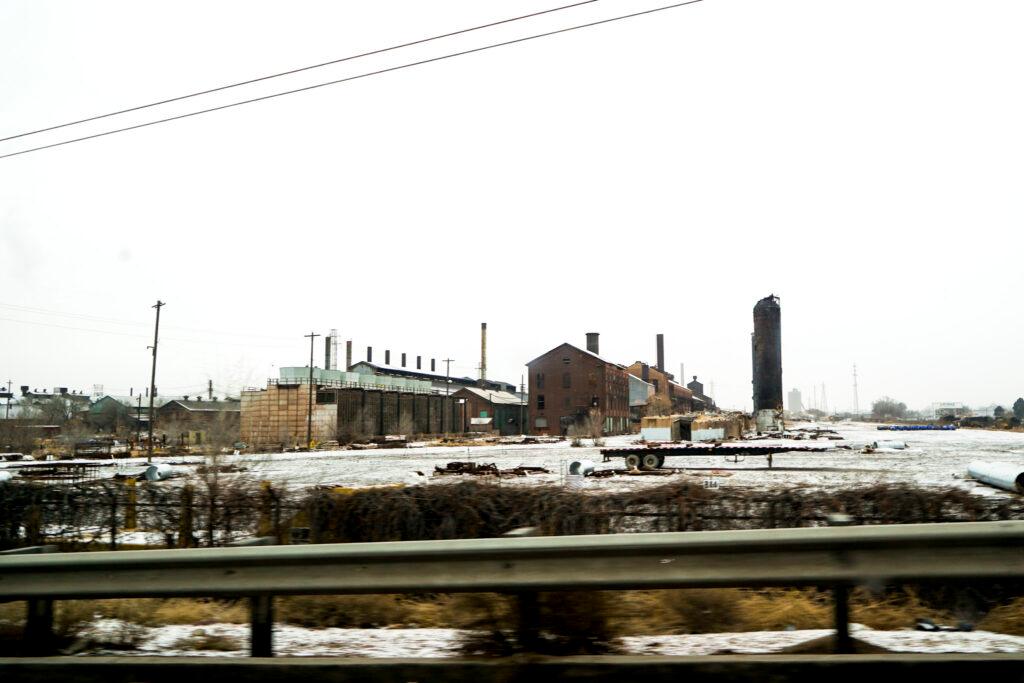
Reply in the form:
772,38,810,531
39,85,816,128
1,522,1022,600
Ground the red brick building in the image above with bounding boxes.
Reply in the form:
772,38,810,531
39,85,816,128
526,339,630,436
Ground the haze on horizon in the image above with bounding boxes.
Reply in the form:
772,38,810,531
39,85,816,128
1,0,1021,412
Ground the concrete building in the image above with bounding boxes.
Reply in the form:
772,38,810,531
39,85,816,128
451,387,526,436
526,334,630,436
788,388,804,414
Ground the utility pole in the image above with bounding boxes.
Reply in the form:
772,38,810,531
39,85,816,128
4,379,11,420
136,394,142,448
304,332,320,449
442,359,454,434
147,300,164,463
852,364,860,418
208,379,213,401
520,374,526,436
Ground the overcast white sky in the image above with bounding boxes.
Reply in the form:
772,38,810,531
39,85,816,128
1,0,1022,412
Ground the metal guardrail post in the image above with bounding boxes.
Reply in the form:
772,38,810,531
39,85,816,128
833,584,852,654
250,595,274,657
828,512,855,654
6,545,60,656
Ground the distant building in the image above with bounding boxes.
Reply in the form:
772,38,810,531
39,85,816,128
347,361,516,395
157,398,240,444
686,376,717,412
526,336,630,436
931,402,969,419
788,388,804,414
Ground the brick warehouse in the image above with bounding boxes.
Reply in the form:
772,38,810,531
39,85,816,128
526,334,630,436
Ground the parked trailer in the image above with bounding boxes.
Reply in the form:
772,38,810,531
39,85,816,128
599,444,830,470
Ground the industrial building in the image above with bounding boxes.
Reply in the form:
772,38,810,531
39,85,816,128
451,386,526,436
623,362,694,414
240,367,464,448
686,376,716,412
526,333,631,436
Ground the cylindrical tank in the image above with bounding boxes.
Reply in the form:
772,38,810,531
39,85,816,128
569,460,595,476
144,463,174,481
0,470,12,483
752,295,783,412
968,461,1024,493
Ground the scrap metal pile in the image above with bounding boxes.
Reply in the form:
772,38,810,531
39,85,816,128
433,461,550,477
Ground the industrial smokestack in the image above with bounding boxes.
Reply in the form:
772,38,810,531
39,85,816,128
752,295,783,412
586,332,600,355
656,333,665,372
367,346,373,363
324,335,332,371
401,352,406,368
431,358,436,372
326,329,338,370
417,356,421,370
480,322,487,381
346,340,352,370
385,349,391,365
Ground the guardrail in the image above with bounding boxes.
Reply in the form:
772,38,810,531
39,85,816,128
1,521,1022,660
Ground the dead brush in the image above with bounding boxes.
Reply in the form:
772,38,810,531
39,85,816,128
172,629,242,652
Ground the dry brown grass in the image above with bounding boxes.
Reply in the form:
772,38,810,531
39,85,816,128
978,597,1024,635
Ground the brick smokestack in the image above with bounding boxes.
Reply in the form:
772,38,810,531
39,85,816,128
401,352,406,368
416,355,421,370
385,349,391,365
431,358,436,372
656,333,665,372
367,346,372,363
346,340,352,370
480,322,487,381
586,332,599,355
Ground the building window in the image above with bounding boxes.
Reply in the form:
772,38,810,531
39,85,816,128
536,372,545,389
535,417,548,429
562,357,571,365
562,372,571,388
564,396,571,408
537,395,545,410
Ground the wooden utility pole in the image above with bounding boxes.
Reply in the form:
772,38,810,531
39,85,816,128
147,300,164,463
442,359,454,434
304,332,320,449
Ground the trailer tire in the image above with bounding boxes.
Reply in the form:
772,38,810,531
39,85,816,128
624,454,642,469
642,453,661,470
656,455,666,468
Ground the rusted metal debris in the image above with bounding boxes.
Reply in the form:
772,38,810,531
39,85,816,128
433,462,550,477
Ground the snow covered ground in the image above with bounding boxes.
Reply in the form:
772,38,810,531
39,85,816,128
5,422,1023,494
76,619,1024,657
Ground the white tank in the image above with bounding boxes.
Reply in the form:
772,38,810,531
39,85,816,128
144,463,174,481
0,471,12,483
568,460,595,476
968,461,1024,493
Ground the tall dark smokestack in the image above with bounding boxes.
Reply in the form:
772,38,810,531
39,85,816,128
752,295,783,411
324,336,332,371
346,340,352,370
385,349,391,365
431,358,436,372
656,334,665,372
586,332,600,355
401,352,406,368
367,346,373,363
417,355,421,370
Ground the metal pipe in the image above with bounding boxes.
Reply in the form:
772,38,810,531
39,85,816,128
968,461,1024,493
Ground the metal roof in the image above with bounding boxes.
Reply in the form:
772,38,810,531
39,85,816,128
456,387,525,405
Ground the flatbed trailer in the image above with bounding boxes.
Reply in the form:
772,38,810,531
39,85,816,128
600,444,831,470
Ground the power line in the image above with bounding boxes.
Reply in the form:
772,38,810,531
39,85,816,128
0,0,704,161
0,1,598,144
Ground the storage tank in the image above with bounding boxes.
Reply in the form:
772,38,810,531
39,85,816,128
752,295,783,412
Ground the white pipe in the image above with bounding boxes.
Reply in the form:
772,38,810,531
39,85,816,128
968,461,1024,493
